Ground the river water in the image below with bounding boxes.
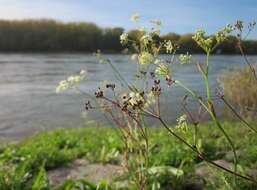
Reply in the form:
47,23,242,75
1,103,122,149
0,53,256,141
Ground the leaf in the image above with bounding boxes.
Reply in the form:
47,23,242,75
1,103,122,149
148,166,184,177
32,162,49,190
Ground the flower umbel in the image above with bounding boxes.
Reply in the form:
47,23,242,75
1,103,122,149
215,24,233,44
56,80,69,93
179,52,192,64
176,114,188,133
56,69,87,93
140,34,153,46
193,25,233,53
164,40,174,54
155,64,170,77
120,33,129,45
192,29,214,53
138,52,154,65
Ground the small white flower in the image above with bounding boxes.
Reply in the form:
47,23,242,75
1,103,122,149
56,80,69,93
155,64,170,77
140,34,152,46
179,52,192,64
164,40,174,54
67,75,81,88
128,92,144,107
120,33,129,44
138,52,154,65
215,24,233,43
176,114,188,132
130,13,140,23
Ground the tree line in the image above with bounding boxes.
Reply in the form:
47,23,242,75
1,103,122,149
0,19,256,54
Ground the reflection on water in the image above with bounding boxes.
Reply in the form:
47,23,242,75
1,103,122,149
0,53,256,141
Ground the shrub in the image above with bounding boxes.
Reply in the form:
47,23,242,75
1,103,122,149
220,68,257,120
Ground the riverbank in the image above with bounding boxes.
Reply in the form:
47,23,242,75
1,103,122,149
0,122,257,189
0,19,256,54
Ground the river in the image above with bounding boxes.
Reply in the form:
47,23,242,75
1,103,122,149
0,53,256,141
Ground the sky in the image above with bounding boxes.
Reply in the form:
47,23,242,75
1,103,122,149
0,0,256,38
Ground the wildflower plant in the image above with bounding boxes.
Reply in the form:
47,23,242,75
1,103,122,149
57,15,257,189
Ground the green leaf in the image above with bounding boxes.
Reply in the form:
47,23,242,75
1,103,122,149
32,162,49,190
148,166,184,177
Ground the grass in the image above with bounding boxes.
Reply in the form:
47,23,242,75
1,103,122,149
0,122,257,190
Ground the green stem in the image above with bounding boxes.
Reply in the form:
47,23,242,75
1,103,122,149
175,79,238,180
205,53,211,100
205,53,238,181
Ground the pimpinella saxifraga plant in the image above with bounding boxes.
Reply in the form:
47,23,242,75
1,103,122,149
56,14,257,189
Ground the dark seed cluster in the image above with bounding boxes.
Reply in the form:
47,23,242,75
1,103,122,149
95,88,104,98
151,80,161,95
85,101,92,110
106,83,115,91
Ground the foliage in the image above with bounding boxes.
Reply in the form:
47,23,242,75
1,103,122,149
0,19,256,53
32,163,49,190
0,19,123,52
0,123,256,189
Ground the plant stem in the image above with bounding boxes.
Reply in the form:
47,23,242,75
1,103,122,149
205,53,238,181
157,117,256,183
175,80,238,182
205,53,211,100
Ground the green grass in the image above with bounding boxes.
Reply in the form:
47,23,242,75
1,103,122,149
0,122,256,190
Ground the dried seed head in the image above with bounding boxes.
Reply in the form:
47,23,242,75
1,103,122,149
166,77,174,86
106,83,116,91
152,80,161,95
85,101,92,110
235,20,243,32
95,88,104,98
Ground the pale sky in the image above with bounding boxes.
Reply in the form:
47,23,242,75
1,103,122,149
0,0,256,38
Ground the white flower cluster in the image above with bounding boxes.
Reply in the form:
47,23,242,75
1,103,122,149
56,69,87,93
140,34,152,46
120,33,129,45
215,24,233,44
175,114,188,132
179,52,192,64
193,25,233,53
128,92,145,107
164,40,174,54
127,91,155,109
192,29,213,53
138,52,154,65
155,63,170,77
